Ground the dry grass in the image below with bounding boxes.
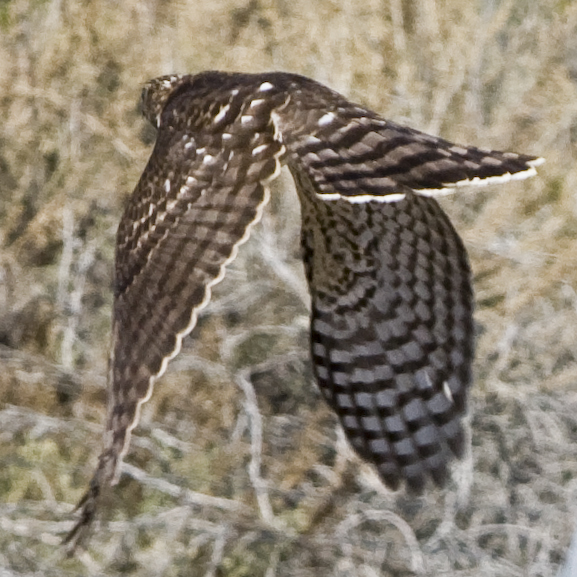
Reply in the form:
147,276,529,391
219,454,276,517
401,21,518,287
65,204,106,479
1,0,577,575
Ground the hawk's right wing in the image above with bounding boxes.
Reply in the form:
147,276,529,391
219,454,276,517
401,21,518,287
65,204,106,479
272,81,541,492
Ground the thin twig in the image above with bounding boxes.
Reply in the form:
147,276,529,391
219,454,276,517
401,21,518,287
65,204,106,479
235,370,276,526
121,462,250,514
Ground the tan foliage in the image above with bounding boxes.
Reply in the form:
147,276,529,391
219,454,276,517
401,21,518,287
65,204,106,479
1,0,577,575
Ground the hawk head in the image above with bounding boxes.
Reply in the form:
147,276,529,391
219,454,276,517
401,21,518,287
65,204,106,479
140,74,187,129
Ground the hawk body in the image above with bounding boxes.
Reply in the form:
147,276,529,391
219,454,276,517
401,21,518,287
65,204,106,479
66,71,543,552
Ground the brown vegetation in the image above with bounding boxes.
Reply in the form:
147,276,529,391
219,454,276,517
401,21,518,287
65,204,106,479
1,0,576,575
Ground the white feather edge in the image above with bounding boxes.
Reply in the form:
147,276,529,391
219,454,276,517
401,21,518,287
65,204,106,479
109,153,283,485
316,191,407,203
316,157,544,204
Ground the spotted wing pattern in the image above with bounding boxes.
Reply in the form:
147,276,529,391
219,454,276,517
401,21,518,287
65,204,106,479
66,71,543,552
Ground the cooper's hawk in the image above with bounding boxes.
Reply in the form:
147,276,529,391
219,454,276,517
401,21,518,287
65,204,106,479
65,71,543,552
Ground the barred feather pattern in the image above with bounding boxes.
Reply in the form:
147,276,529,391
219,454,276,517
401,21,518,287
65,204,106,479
293,166,473,492
66,70,543,552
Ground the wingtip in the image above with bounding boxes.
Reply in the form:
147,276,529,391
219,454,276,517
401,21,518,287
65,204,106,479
509,166,537,181
62,477,102,556
527,156,546,168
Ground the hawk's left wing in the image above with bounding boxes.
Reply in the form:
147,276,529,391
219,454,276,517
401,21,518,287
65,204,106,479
65,76,285,553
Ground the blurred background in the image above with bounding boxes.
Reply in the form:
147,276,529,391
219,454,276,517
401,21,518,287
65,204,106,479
1,0,576,575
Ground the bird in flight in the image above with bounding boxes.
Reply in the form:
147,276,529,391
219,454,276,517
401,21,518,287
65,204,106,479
65,71,543,553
